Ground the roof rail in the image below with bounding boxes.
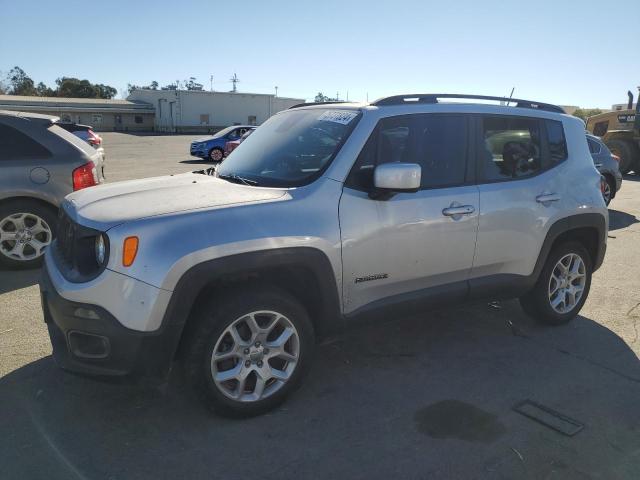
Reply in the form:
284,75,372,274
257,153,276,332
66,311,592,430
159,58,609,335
288,101,346,109
371,94,565,114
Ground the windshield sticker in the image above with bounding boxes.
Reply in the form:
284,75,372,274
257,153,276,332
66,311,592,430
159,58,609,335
318,110,358,125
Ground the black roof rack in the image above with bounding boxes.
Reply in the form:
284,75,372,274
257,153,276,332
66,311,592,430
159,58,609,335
371,94,565,114
288,101,346,109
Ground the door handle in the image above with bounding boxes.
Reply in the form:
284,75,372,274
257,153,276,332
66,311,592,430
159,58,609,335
536,193,561,204
442,205,475,217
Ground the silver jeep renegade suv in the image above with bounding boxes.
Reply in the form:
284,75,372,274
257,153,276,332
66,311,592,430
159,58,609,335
40,94,608,417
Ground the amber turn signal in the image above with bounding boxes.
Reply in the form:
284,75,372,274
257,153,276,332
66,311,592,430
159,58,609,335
122,236,139,267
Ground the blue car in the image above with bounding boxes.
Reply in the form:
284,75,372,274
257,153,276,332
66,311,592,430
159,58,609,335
190,125,255,161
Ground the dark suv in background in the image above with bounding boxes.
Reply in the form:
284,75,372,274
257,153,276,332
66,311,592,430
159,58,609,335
587,133,622,205
0,110,105,268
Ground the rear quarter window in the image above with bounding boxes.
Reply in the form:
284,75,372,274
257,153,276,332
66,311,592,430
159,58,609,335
0,123,52,161
545,120,567,165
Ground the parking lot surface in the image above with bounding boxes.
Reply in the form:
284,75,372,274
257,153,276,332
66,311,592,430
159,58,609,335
2,133,640,479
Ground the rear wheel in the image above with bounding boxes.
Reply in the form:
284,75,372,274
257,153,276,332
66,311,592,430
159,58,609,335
607,139,639,174
0,200,57,269
520,242,592,326
209,147,224,162
185,286,315,417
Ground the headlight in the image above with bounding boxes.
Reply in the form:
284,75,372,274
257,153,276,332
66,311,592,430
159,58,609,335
95,234,107,266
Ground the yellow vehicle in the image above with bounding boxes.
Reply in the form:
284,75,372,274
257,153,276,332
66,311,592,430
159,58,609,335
586,89,640,174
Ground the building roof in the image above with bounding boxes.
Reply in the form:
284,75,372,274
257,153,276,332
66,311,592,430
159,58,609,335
0,95,155,113
128,88,304,102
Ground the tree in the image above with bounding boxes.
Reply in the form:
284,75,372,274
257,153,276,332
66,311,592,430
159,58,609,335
572,108,603,121
127,81,159,94
185,77,203,91
7,66,36,95
55,77,116,99
314,92,338,102
36,81,54,97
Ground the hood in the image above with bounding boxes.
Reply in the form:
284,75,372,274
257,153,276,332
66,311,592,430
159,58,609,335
65,172,286,230
193,137,213,143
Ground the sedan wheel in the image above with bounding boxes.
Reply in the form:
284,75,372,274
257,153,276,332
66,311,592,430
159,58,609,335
0,212,52,263
209,148,224,162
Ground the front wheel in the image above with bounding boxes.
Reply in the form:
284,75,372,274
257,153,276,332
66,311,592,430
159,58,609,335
520,242,592,325
185,286,315,417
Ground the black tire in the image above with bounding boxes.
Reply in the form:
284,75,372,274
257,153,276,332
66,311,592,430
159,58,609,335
607,139,638,175
184,285,315,417
602,174,614,206
208,147,224,162
0,199,57,270
519,242,592,326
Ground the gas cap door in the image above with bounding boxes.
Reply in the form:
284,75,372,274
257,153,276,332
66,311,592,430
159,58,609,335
30,167,50,185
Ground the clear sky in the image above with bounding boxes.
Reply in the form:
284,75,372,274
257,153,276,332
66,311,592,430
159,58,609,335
0,0,635,108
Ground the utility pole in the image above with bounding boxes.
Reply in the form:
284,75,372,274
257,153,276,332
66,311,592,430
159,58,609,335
230,73,240,93
336,91,339,101
275,86,278,97
210,75,213,92
346,90,349,102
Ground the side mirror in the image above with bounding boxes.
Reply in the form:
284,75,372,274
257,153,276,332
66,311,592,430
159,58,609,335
371,163,421,199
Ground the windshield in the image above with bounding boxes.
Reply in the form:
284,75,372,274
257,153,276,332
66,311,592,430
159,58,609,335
212,126,239,139
217,108,361,187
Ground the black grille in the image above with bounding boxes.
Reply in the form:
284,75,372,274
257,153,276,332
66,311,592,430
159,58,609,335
53,208,107,283
56,209,76,268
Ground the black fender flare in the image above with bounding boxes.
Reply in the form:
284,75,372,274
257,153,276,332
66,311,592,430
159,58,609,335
158,247,342,365
532,213,607,280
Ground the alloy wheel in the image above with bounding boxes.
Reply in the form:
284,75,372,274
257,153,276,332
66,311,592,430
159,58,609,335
548,253,586,314
0,212,52,262
210,149,223,162
210,310,300,402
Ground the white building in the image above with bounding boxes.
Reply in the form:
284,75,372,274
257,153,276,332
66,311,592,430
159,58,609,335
127,89,304,133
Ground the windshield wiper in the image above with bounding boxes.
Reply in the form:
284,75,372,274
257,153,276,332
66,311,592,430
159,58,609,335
217,173,259,186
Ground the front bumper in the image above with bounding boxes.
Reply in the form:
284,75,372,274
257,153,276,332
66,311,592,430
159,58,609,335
40,264,181,382
190,145,208,157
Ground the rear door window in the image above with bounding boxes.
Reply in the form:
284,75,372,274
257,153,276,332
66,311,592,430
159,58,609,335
0,123,52,161
479,116,542,181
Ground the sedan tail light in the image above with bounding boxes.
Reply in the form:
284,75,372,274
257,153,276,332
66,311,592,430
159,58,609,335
73,161,98,191
87,129,102,146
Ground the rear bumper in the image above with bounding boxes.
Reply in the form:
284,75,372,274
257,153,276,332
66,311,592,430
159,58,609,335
40,263,180,382
614,171,623,192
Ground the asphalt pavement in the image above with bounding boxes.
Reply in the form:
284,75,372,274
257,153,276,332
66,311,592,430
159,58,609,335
1,133,640,479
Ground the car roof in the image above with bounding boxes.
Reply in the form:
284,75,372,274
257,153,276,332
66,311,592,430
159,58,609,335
57,122,93,130
0,109,59,122
288,94,566,117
